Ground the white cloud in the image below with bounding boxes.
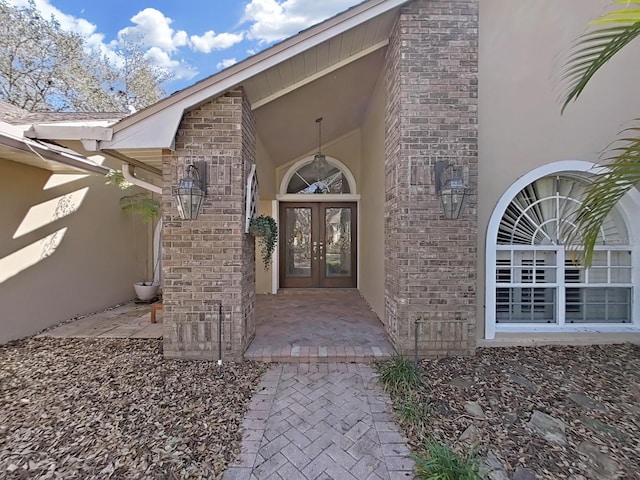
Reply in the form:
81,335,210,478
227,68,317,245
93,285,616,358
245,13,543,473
117,8,188,53
191,31,244,54
242,0,357,44
216,58,238,70
145,47,198,80
8,0,97,37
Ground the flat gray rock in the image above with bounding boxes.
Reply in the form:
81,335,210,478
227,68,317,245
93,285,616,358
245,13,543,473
484,450,509,480
527,410,567,445
501,411,518,425
514,466,537,480
577,441,620,478
578,415,628,444
568,393,607,412
506,373,539,393
489,470,510,480
449,376,474,389
464,401,486,419
459,424,481,446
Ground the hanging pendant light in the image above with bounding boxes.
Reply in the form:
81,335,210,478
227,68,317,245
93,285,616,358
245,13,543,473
312,117,329,184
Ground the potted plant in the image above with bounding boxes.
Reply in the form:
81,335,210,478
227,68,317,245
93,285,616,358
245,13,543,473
107,170,162,301
249,214,278,269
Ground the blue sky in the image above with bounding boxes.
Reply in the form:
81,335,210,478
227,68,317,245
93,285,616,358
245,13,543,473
8,0,362,92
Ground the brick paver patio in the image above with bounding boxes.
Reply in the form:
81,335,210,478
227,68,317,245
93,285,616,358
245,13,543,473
223,363,415,480
245,291,396,363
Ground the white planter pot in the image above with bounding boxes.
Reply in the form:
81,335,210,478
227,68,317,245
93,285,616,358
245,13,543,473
133,282,160,301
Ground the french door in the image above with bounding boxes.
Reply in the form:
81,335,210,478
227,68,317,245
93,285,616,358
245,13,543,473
279,202,357,288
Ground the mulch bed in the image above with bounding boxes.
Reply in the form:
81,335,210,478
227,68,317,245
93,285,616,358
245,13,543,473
0,338,267,479
397,343,640,480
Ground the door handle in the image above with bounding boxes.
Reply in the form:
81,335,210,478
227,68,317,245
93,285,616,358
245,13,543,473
319,242,324,260
312,242,318,260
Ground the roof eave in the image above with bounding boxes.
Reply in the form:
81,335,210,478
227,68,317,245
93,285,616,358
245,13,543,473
0,132,110,175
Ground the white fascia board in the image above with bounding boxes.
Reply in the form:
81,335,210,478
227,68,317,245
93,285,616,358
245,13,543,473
0,131,110,175
25,124,113,141
0,120,28,137
104,0,410,151
100,103,183,150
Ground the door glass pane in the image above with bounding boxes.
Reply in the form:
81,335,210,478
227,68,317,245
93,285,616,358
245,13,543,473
325,208,351,277
285,208,311,277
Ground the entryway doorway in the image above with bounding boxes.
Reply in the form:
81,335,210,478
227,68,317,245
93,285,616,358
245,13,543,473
279,202,357,288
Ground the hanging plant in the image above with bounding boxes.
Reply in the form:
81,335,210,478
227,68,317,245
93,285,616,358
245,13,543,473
249,214,278,269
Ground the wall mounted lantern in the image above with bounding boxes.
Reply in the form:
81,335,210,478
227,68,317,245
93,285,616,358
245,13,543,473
435,160,469,220
172,162,206,220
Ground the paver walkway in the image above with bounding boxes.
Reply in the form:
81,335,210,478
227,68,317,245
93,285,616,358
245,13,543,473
224,363,415,480
36,302,162,339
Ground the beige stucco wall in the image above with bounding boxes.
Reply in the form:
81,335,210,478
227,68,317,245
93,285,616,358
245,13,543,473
256,135,276,200
477,0,640,338
359,73,386,320
0,159,150,343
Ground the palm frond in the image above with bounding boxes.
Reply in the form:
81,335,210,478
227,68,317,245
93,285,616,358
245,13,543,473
562,1,640,112
567,122,640,265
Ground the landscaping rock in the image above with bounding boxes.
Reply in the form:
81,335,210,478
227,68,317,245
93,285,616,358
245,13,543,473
449,376,473,389
514,466,537,480
484,450,510,480
568,393,607,412
501,411,518,426
527,411,567,445
459,424,481,446
464,401,486,419
578,415,628,444
506,373,539,393
577,441,620,478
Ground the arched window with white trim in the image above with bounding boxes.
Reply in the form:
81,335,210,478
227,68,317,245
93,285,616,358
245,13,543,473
285,161,351,194
486,162,640,338
279,156,357,197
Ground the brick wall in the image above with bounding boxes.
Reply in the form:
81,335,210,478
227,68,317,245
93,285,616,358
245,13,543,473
162,88,256,360
384,0,478,357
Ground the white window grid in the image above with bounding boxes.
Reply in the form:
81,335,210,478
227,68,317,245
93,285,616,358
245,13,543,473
495,245,632,326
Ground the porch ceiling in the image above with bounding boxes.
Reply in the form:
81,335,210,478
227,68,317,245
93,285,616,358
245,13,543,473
242,8,396,109
233,9,396,166
253,49,386,166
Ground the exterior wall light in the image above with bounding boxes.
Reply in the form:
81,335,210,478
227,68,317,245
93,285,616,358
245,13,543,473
172,163,206,220
435,160,469,220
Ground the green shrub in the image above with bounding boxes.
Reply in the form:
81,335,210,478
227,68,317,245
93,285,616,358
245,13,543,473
395,395,431,432
414,439,482,480
379,355,424,395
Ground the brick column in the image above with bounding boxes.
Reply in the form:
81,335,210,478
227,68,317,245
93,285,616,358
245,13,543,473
162,88,256,360
384,0,478,357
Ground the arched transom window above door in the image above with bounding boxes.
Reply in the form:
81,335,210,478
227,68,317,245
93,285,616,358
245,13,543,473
280,157,356,196
486,162,640,339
